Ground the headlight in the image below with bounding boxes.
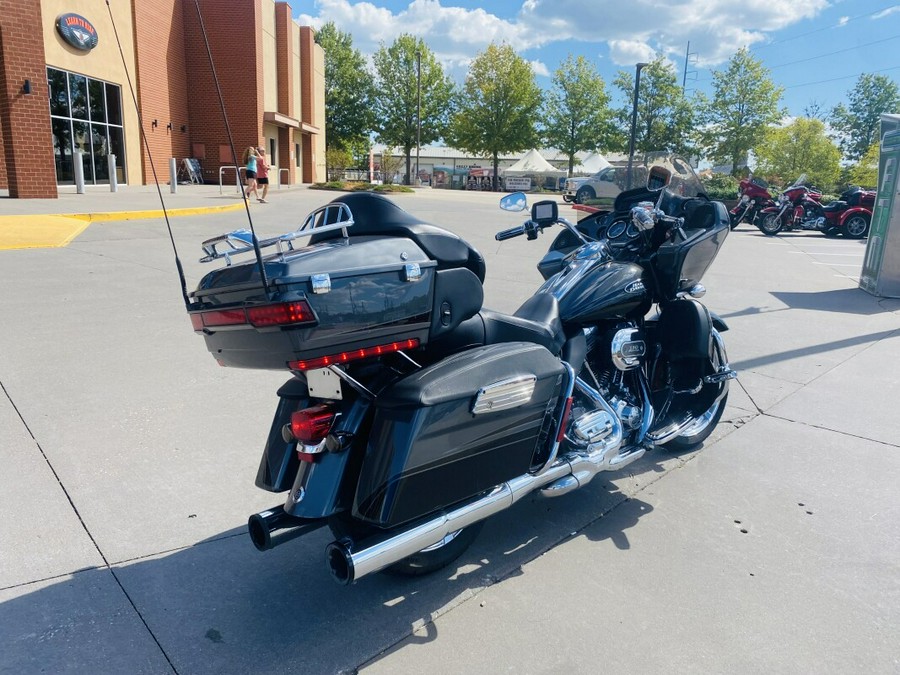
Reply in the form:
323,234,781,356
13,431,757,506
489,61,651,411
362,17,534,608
739,195,749,204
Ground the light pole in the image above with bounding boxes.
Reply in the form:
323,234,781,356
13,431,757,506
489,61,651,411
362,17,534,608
415,50,421,186
626,62,648,190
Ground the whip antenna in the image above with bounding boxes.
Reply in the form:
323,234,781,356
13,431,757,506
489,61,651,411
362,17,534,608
105,0,190,309
189,0,271,297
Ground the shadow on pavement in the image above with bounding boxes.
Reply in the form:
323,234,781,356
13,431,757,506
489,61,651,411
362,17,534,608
771,288,900,315
1,477,655,674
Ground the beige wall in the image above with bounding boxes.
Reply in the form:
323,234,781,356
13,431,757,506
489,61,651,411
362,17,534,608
312,42,325,182
261,0,278,115
40,0,142,184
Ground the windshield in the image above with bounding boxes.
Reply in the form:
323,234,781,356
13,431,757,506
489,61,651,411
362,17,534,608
640,152,705,198
789,174,808,187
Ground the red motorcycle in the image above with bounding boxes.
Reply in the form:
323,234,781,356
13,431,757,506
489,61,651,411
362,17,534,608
817,186,875,239
758,175,824,236
729,176,775,230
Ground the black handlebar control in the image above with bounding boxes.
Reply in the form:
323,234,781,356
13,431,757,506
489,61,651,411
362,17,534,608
495,225,526,241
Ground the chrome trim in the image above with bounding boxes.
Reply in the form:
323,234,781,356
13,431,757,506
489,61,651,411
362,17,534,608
472,375,537,415
311,273,331,294
403,263,422,282
610,328,645,371
534,362,576,475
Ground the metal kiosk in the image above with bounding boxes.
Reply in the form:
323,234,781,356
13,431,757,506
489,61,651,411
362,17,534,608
860,113,900,297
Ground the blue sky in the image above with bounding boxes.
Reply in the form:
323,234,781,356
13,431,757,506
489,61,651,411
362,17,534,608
296,0,900,118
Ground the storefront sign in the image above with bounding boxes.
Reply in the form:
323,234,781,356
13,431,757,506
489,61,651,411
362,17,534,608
505,176,532,191
56,13,99,51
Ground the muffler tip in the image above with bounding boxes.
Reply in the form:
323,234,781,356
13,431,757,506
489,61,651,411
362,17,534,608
325,540,355,585
248,513,272,552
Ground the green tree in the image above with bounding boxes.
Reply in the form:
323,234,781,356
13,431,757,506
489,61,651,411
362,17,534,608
847,142,880,188
447,43,542,190
314,23,375,157
830,74,900,162
754,118,841,189
698,48,784,174
542,55,614,176
613,56,695,158
372,36,455,184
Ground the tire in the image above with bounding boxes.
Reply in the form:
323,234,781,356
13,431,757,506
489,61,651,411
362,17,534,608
328,514,483,577
729,211,741,230
575,186,595,205
661,393,727,451
823,227,840,238
759,213,783,236
662,331,730,451
841,214,870,239
562,195,573,203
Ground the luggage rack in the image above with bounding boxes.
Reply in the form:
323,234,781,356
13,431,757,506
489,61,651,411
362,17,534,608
199,202,355,265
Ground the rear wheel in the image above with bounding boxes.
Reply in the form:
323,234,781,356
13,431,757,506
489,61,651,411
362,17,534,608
759,213,782,236
841,214,870,239
661,393,727,451
328,514,483,577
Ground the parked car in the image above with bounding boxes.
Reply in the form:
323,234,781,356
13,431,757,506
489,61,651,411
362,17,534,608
562,165,648,205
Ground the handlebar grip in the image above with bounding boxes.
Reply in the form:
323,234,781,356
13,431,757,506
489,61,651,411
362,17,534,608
495,225,526,241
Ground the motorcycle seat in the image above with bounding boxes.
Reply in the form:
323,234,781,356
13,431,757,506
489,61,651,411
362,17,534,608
481,293,566,356
822,201,847,213
426,293,566,358
311,192,486,282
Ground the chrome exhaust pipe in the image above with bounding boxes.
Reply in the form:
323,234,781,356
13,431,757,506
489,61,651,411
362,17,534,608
324,377,632,584
325,465,572,585
248,506,324,552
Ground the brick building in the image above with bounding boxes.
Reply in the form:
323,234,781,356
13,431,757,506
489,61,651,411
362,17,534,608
0,0,325,199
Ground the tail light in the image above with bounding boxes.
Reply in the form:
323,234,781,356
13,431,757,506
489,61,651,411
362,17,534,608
289,404,337,445
189,300,315,331
288,338,420,371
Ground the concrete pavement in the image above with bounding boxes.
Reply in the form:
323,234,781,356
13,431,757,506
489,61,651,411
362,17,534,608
0,187,898,674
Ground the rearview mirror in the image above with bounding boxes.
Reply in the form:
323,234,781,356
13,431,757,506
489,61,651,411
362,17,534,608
500,192,527,212
647,166,672,191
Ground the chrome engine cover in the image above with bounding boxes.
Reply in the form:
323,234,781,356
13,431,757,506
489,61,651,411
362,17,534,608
611,328,646,371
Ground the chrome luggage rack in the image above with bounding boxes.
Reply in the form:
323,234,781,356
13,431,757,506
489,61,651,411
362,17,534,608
199,202,355,265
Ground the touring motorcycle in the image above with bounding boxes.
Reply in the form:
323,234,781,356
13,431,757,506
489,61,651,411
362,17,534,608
729,176,775,230
816,185,875,239
758,174,825,236
187,154,735,584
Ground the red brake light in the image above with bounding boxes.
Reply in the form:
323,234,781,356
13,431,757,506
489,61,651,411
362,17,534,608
556,396,574,443
189,300,315,331
288,338,420,371
290,404,336,445
247,301,315,327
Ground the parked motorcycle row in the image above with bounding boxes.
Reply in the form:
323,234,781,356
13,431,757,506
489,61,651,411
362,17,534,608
729,174,875,239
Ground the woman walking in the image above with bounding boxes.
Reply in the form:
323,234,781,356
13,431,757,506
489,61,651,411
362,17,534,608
242,146,260,201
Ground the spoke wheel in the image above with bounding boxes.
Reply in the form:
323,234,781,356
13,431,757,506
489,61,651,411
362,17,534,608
841,214,870,239
759,213,782,236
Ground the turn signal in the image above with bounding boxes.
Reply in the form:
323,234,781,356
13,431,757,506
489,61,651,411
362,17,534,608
289,404,336,445
189,300,315,331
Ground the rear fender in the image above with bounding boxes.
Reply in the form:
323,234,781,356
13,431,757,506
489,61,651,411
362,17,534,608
839,207,871,226
255,377,309,493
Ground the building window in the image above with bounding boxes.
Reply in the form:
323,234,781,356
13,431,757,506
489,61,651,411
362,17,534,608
295,143,300,168
47,67,126,185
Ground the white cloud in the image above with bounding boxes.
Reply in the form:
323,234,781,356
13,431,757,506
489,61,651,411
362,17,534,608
529,60,550,77
872,6,900,19
296,0,831,74
836,16,849,27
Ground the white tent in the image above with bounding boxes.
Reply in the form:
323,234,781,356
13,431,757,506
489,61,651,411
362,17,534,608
576,152,611,174
504,149,564,176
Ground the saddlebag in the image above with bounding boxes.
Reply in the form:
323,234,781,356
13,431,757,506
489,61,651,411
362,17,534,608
353,342,565,528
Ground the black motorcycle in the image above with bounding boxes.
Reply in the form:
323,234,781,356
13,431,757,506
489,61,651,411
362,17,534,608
186,154,735,584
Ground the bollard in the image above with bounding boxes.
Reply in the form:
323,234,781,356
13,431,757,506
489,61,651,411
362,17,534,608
74,150,85,194
170,158,177,194
108,154,118,192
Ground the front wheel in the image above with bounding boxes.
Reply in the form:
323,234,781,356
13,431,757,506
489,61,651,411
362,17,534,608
841,214,870,239
328,515,483,577
759,213,783,236
575,186,595,204
661,393,727,451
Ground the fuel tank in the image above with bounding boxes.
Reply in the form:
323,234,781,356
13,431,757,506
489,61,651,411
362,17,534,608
539,246,648,323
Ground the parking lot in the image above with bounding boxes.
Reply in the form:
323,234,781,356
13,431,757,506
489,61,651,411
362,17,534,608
1,186,899,674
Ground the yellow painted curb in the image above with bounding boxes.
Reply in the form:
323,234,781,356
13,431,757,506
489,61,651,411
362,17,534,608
0,215,91,250
0,202,245,250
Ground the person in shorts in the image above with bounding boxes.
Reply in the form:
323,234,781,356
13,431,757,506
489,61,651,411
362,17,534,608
256,147,269,203
242,146,259,201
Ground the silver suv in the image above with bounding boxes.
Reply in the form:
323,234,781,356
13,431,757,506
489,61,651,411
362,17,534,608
562,166,623,205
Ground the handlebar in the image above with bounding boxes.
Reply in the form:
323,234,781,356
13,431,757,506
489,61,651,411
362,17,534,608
495,225,528,241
